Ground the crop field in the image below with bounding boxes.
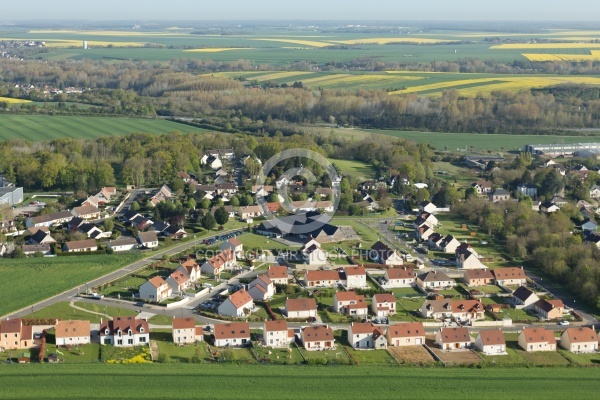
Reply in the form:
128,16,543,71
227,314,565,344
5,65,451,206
328,158,376,180
0,364,599,399
0,254,143,317
0,115,207,141
362,129,600,151
0,97,31,104
523,51,600,62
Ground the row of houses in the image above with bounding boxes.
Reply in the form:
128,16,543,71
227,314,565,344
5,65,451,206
139,258,202,302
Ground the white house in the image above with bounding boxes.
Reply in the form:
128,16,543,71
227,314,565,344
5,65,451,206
139,276,172,302
201,154,223,170
220,237,244,258
419,201,437,214
166,270,191,293
263,320,294,348
213,322,250,347
55,320,91,346
343,266,367,289
436,327,471,350
370,241,404,265
248,275,275,301
512,286,539,310
300,325,334,351
371,293,397,317
218,289,254,317
590,185,600,199
386,322,425,347
172,318,203,344
100,317,149,347
416,271,455,290
107,237,138,252
560,327,599,353
518,328,556,352
304,270,341,288
493,267,527,286
285,298,317,319
301,237,328,265
138,231,159,249
474,330,506,355
26,211,73,228
267,265,289,285
348,323,387,350
176,259,202,282
201,249,235,275
63,239,98,253
332,291,368,316
71,205,101,220
384,267,416,288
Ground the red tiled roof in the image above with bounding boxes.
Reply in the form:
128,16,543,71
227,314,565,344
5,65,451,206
286,298,317,312
521,328,556,344
563,327,598,343
351,322,377,334
264,320,288,332
148,276,168,288
478,329,505,345
387,322,424,338
227,289,253,309
172,317,196,330
439,327,471,343
55,320,91,339
267,265,288,279
344,266,366,276
493,267,526,280
302,325,333,342
214,322,250,340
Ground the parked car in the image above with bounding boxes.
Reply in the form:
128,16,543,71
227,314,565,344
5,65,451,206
558,320,570,326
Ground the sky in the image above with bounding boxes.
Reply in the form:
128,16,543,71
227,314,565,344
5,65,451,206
3,0,598,21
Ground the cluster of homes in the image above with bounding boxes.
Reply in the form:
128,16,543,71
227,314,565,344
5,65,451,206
3,315,597,360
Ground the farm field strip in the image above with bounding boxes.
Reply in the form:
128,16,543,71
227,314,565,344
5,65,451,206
184,48,254,53
523,51,600,62
251,38,335,48
332,37,457,44
492,43,600,49
0,97,31,104
249,71,312,81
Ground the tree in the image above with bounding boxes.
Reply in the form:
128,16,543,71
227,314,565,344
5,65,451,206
202,212,217,231
186,198,197,210
464,186,477,200
416,188,431,203
170,178,184,193
268,192,279,203
131,201,140,211
540,170,564,198
230,196,240,207
144,200,154,210
214,206,230,226
104,218,114,232
12,248,26,259
200,198,211,209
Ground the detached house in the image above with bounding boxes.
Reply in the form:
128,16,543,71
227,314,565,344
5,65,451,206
218,289,254,317
26,211,73,228
138,231,159,249
71,205,100,220
343,266,367,289
386,322,425,347
462,269,495,287
248,275,275,301
474,330,506,355
139,276,172,302
493,267,527,286
439,235,460,253
332,291,368,316
384,267,416,288
172,318,203,344
300,325,334,351
513,286,540,310
370,241,404,265
0,318,33,350
533,299,564,320
371,293,397,317
213,322,250,347
267,265,289,285
166,270,191,293
518,328,556,352
100,317,149,347
55,320,91,346
263,320,295,348
220,237,244,258
300,237,328,265
419,201,437,214
560,327,599,353
456,248,485,269
176,259,201,282
304,270,341,288
416,271,454,290
201,249,235,275
421,299,484,322
63,239,97,253
107,237,138,252
436,327,472,350
348,323,387,350
285,298,317,319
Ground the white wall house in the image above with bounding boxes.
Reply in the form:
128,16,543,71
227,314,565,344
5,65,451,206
55,320,91,347
218,289,254,317
100,317,149,347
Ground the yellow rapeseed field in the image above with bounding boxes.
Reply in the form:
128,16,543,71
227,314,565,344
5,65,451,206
184,48,253,53
523,51,600,62
29,29,186,37
334,37,456,45
252,38,334,48
43,40,147,48
492,43,600,49
0,97,31,104
250,71,310,81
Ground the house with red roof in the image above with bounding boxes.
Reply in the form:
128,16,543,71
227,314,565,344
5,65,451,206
343,266,367,289
139,276,172,302
100,316,149,347
55,320,91,346
560,327,598,353
333,291,368,316
201,248,236,275
218,289,254,317
0,318,33,350
474,330,506,355
166,270,191,293
213,322,250,347
300,325,334,351
267,265,289,285
386,322,425,347
518,328,556,352
220,237,244,258
348,323,387,350
371,293,397,317
384,267,416,288
436,327,472,350
304,269,342,288
263,320,295,348
172,318,203,344
285,298,317,319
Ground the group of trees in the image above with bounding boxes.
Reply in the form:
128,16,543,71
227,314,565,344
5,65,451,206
453,198,600,308
3,58,600,134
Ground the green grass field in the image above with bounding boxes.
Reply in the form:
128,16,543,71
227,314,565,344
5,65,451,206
0,254,143,317
0,115,207,141
22,301,138,323
329,158,376,180
0,364,598,399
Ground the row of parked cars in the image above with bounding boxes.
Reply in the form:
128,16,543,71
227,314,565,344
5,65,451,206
202,229,246,245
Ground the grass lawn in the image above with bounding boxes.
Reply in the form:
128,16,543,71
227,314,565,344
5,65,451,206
391,287,425,297
480,343,530,367
0,254,144,317
100,345,152,363
24,302,106,323
0,364,599,398
514,348,571,366
300,347,351,365
458,283,503,294
500,308,540,323
238,234,291,250
211,346,256,363
71,301,138,318
148,314,177,325
329,158,376,181
151,330,210,363
558,350,600,366
254,345,304,364
389,298,424,322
